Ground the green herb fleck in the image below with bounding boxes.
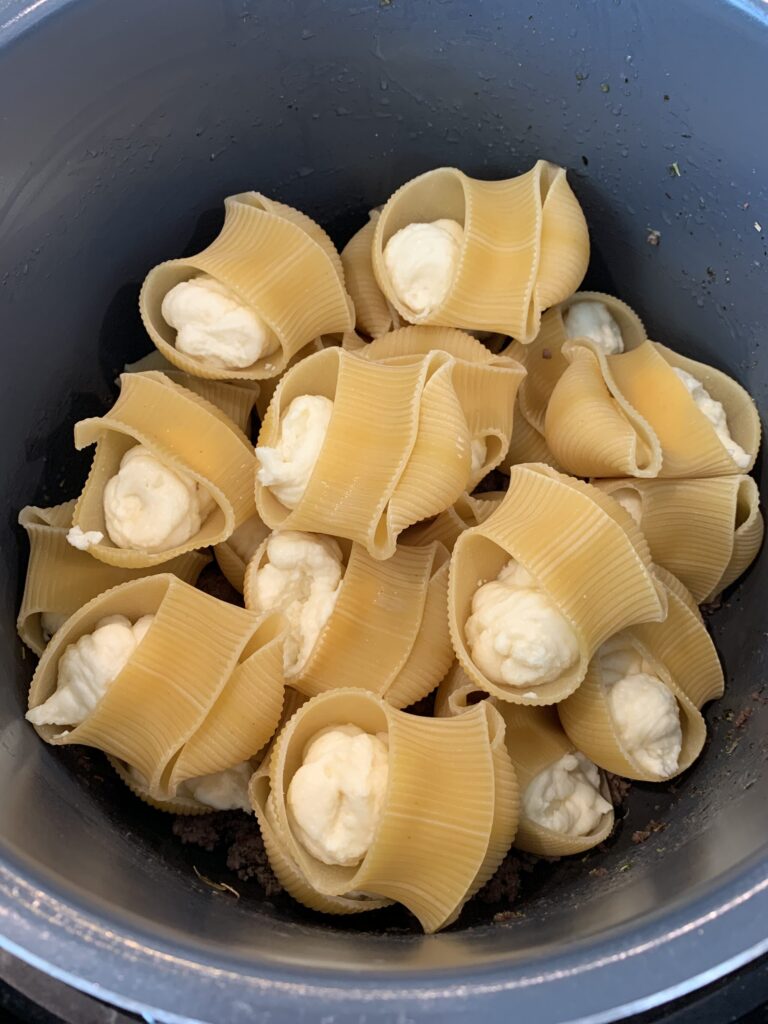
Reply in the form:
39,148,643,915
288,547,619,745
600,82,610,93
669,162,681,177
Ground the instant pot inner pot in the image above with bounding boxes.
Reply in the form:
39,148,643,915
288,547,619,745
1,0,766,995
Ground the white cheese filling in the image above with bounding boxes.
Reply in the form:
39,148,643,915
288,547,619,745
564,300,625,355
465,559,580,687
103,445,215,552
248,531,343,676
255,395,334,509
26,614,154,729
523,752,612,836
128,761,253,812
287,725,389,867
382,219,464,318
161,274,279,369
601,638,682,777
66,525,104,551
673,367,750,468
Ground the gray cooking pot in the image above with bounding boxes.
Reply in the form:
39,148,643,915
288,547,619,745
1,1,766,1021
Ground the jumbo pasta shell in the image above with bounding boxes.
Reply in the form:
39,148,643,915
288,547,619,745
72,371,257,568
449,464,666,705
593,476,764,603
267,689,516,933
214,513,271,593
255,347,472,559
16,501,210,656
166,613,285,792
558,633,706,782
629,567,723,710
109,756,210,815
340,210,402,339
361,325,525,484
545,340,662,478
140,192,353,381
244,538,452,709
511,291,645,435
401,491,504,552
502,400,562,472
372,162,589,342
492,703,614,857
435,668,614,856
609,342,760,477
27,575,283,797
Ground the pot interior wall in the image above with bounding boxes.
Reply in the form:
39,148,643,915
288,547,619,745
0,0,767,982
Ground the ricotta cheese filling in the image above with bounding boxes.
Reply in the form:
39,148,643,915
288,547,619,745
287,725,389,866
465,559,579,687
161,274,279,369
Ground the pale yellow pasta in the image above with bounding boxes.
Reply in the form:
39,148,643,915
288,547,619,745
340,209,402,338
27,574,285,799
372,162,589,342
401,491,504,552
449,464,666,705
214,513,271,593
509,291,645,435
502,398,562,472
629,567,724,710
435,666,613,856
545,340,662,478
71,371,257,568
264,689,517,933
609,342,760,477
109,756,211,816
360,325,526,484
244,538,451,708
558,632,706,782
255,347,473,559
140,192,353,380
593,476,764,603
17,501,210,655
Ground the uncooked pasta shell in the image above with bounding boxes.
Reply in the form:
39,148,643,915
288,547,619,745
166,612,286,792
449,463,665,706
362,319,527,480
401,491,503,552
593,476,763,603
435,669,613,856
139,192,353,381
214,513,271,593
558,633,706,782
715,475,764,597
268,689,513,933
341,210,402,339
492,703,614,857
17,500,210,655
255,347,471,559
372,162,588,342
545,340,662,478
608,342,760,477
27,575,265,796
629,566,723,709
513,291,645,435
109,756,210,815
249,765,391,915
72,371,256,568
502,400,562,472
244,537,452,709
